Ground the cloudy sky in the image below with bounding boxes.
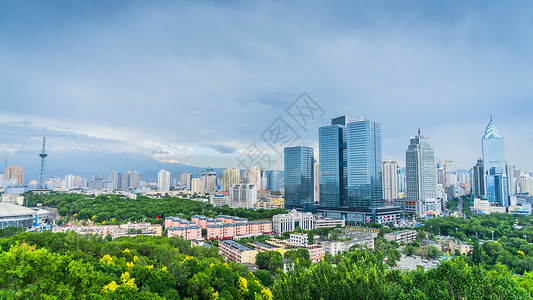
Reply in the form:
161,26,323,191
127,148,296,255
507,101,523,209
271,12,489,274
1,1,532,179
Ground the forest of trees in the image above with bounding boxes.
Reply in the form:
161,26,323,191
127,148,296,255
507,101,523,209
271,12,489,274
25,193,286,223
1,228,533,299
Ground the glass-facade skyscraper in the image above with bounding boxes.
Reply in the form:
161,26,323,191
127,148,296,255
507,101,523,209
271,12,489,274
346,120,383,208
284,146,314,209
482,118,508,206
319,116,383,209
405,130,437,217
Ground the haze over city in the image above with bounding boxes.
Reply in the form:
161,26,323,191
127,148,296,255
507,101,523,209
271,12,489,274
1,1,532,177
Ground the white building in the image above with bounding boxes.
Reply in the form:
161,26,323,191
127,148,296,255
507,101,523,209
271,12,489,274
519,173,532,195
1,194,24,206
289,233,310,246
229,184,257,209
405,130,439,217
157,170,171,192
248,166,262,189
191,178,205,194
382,160,399,202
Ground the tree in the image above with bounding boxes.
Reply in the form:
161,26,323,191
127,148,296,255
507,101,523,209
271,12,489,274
307,232,315,245
472,239,483,265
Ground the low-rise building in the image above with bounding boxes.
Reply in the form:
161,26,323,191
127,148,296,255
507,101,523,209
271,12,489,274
383,230,417,244
443,240,473,255
219,240,258,264
53,222,162,238
0,203,35,229
306,244,325,264
272,209,344,235
1,194,24,206
289,233,310,247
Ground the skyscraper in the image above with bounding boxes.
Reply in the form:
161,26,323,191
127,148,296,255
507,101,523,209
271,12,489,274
222,168,240,191
180,172,192,190
405,129,437,217
382,160,399,202
482,117,507,205
202,169,217,194
157,170,171,192
248,166,261,189
284,146,315,209
265,170,282,193
4,165,24,185
472,158,485,197
346,120,383,209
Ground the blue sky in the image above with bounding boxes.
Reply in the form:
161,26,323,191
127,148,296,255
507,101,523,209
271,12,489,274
1,1,532,179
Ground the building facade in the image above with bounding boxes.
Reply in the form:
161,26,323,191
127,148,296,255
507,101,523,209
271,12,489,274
157,170,171,192
482,118,508,206
382,160,399,202
405,130,438,217
284,146,315,209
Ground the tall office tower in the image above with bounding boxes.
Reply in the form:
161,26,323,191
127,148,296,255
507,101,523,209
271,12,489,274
202,169,217,194
248,166,261,189
346,120,383,208
382,161,399,202
180,172,192,190
265,170,282,194
4,165,24,185
397,168,405,193
406,129,437,217
191,178,205,194
473,159,485,197
284,146,315,209
319,116,364,208
436,162,445,186
519,173,533,195
506,164,518,196
116,173,123,190
482,117,507,205
122,171,131,190
261,171,268,190
157,170,171,192
314,162,320,203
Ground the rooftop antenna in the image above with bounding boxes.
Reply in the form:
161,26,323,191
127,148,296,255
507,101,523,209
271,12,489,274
38,128,48,188
490,114,493,122
418,127,421,135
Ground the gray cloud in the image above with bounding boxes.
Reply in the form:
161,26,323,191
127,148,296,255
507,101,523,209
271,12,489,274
1,1,532,174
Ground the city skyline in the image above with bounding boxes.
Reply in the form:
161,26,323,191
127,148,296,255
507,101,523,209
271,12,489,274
2,1,533,176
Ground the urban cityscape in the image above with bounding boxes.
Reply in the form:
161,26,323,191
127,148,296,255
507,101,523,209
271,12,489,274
1,1,533,299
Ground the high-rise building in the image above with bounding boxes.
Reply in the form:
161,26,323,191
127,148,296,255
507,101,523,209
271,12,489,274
202,169,217,194
397,168,405,193
346,120,383,209
4,165,24,185
229,184,257,209
319,116,364,207
405,130,438,217
157,170,171,192
191,178,205,194
313,162,319,203
482,117,507,205
222,168,240,191
265,170,282,194
180,172,192,190
284,146,314,209
506,164,518,196
248,166,261,189
382,161,399,202
519,173,533,195
473,159,485,197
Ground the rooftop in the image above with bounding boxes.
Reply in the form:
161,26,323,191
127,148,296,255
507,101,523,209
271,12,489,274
0,203,36,217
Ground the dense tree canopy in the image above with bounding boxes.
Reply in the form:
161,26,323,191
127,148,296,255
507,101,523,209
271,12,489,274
26,193,285,223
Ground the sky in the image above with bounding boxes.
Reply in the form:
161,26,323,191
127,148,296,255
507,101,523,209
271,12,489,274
1,1,533,180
